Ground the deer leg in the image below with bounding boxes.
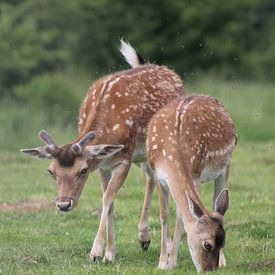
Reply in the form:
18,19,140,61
98,168,116,263
156,180,170,269
138,162,155,251
168,206,184,269
213,164,230,267
90,161,131,263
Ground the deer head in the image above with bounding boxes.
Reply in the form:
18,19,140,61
21,130,124,211
185,190,229,272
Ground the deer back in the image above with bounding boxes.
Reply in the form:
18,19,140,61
78,65,184,151
147,95,237,177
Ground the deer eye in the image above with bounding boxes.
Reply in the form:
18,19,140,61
79,168,88,176
203,241,213,252
198,219,205,224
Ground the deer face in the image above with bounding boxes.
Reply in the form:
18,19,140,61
186,190,229,272
21,131,124,212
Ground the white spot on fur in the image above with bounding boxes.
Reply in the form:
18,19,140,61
125,119,133,127
112,124,120,131
152,144,158,150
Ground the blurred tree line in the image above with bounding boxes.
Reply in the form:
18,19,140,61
0,0,274,122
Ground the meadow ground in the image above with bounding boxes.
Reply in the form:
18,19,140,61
0,78,274,274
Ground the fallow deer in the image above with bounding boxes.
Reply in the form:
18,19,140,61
21,40,184,263
146,95,237,272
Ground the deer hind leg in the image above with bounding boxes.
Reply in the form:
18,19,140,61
213,164,230,267
168,206,184,269
138,162,155,251
156,179,171,269
90,161,131,263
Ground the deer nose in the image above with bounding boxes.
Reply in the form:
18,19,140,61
56,198,73,212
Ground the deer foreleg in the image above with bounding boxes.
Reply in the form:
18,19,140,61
167,207,184,269
98,168,116,263
90,160,131,263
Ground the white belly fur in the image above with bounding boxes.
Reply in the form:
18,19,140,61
200,166,225,183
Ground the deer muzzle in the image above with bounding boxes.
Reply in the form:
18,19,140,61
56,197,74,212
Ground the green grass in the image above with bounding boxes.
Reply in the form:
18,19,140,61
0,140,274,274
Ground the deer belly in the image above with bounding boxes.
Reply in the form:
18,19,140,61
200,166,225,183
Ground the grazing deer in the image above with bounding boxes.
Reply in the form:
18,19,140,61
21,40,184,263
146,95,237,272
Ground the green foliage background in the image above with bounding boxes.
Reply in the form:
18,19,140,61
1,0,274,93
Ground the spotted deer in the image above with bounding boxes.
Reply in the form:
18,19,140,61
146,95,237,272
21,40,184,263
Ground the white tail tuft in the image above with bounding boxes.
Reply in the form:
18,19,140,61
120,39,143,68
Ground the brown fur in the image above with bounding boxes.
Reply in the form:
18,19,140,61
78,64,183,146
148,95,237,177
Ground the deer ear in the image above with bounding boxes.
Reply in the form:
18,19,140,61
185,191,204,221
21,147,53,160
214,189,229,216
85,144,124,159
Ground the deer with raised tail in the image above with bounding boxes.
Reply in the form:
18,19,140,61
146,95,237,272
21,40,184,263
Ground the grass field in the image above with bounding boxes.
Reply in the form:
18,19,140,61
0,78,274,274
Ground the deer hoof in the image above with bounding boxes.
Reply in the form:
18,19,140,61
140,240,151,251
91,256,102,263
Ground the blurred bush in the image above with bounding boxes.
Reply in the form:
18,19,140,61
0,0,79,97
15,73,81,123
0,99,77,152
0,0,274,99
75,0,275,79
